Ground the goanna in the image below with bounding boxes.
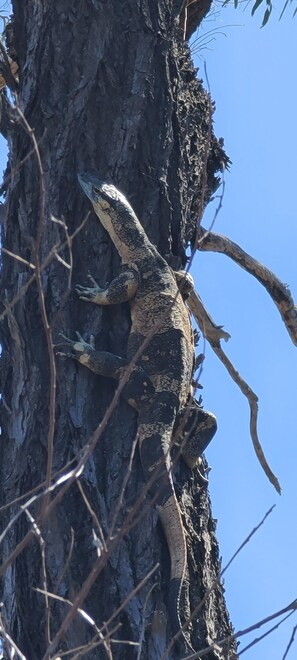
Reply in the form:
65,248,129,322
60,171,217,652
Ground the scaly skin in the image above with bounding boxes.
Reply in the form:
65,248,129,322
60,172,217,652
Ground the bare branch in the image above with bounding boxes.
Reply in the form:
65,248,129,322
0,613,26,660
42,563,159,659
221,505,276,578
182,599,297,659
0,453,80,513
187,287,281,493
1,247,35,269
213,340,281,493
14,107,57,515
107,434,139,541
239,611,295,656
53,527,75,596
76,481,107,555
35,589,114,659
282,623,297,660
23,509,51,646
137,583,158,660
0,212,90,323
197,226,297,346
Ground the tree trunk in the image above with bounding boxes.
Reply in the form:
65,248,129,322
0,1,235,658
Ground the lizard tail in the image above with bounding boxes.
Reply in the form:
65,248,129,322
138,422,187,638
158,493,187,637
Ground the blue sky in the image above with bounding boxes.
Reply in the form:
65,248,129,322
192,4,297,658
1,4,296,658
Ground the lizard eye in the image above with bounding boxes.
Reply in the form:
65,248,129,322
94,186,112,209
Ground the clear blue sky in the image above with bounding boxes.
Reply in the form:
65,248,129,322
1,4,296,659
192,4,297,658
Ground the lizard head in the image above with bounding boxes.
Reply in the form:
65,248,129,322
78,171,133,217
77,171,146,256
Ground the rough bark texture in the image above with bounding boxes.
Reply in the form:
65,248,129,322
1,1,235,658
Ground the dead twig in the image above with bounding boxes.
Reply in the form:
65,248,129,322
76,481,107,555
42,563,159,659
221,505,275,579
53,527,75,596
0,613,26,660
187,287,281,494
137,582,158,660
239,611,295,656
282,623,297,660
182,599,297,660
197,226,297,346
14,107,56,519
23,508,51,646
0,212,90,323
212,341,280,494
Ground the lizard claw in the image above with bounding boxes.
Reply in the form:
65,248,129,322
56,350,73,359
75,284,104,301
74,331,95,350
57,332,75,347
57,332,95,354
87,273,103,287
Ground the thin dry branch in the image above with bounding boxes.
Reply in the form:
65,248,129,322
0,614,26,660
212,341,281,494
0,453,81,513
24,508,51,646
53,527,75,595
1,247,35,269
187,288,281,494
197,226,297,346
221,505,276,579
282,623,297,660
0,212,90,323
182,599,297,660
76,481,107,555
57,625,137,660
108,434,139,541
34,588,115,659
14,107,57,516
35,589,101,633
137,582,158,660
239,611,295,656
42,563,159,660
1,440,160,654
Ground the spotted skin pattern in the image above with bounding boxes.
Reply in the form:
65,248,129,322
61,172,217,651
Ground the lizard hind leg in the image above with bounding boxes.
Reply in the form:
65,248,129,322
178,401,217,470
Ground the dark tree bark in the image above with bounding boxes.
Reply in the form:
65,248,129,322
0,1,235,658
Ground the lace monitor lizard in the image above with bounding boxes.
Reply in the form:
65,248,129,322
60,171,217,652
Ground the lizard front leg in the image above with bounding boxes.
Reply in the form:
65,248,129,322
57,332,154,409
75,268,139,306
